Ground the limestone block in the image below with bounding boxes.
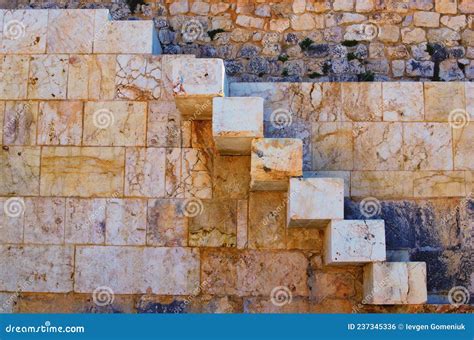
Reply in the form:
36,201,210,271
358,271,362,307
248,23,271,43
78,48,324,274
147,101,181,148
287,177,344,228
74,246,200,294
0,245,74,293
341,82,382,121
312,122,353,170
47,9,94,53
0,146,40,196
105,199,147,246
65,198,106,245
325,220,386,265
83,101,147,146
93,10,160,54
172,58,226,120
3,101,38,145
435,0,458,14
38,101,83,145
0,55,29,100
147,199,188,247
0,197,24,243
363,262,427,304
351,171,414,198
414,11,440,27
40,147,124,197
115,55,161,100
383,82,424,121
125,147,166,197
182,148,213,199
212,97,264,155
24,197,65,245
424,83,465,121
453,123,474,170
413,171,466,197
0,10,48,54
250,138,303,191
28,55,69,100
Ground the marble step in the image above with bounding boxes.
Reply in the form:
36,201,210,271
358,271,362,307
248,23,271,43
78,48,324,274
250,138,303,191
171,58,227,120
287,177,344,227
212,97,264,155
363,262,428,305
324,220,386,265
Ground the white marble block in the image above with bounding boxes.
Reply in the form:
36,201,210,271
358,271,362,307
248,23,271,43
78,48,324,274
287,177,344,227
325,220,386,265
363,262,428,304
172,58,227,120
250,138,303,191
212,97,264,155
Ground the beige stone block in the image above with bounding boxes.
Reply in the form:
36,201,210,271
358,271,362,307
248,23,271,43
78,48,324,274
24,197,65,244
325,220,386,265
67,55,116,100
342,82,382,121
40,147,124,197
47,9,94,53
83,101,147,146
354,122,403,170
182,148,213,199
147,199,188,247
363,262,427,304
414,171,466,197
105,198,147,246
146,100,181,148
212,97,264,155
269,18,290,32
74,246,200,294
250,138,303,191
125,147,165,197
165,148,183,198
414,11,441,27
0,55,29,100
115,55,161,100
401,27,427,43
0,10,47,54
441,15,468,31
237,199,248,249
213,155,250,200
290,13,317,30
65,198,106,245
351,171,414,198
93,10,160,54
0,146,40,196
38,101,83,145
312,122,353,170
356,0,375,12
459,0,474,13
334,0,354,11
436,0,458,14
3,101,38,145
304,171,351,197
28,55,69,100
0,197,24,243
453,123,474,170
378,24,400,42
383,82,424,121
172,58,226,120
404,123,453,170
0,245,74,292
287,177,344,228
424,83,466,121
236,15,264,29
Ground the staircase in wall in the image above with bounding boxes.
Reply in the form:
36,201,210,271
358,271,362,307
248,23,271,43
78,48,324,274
172,57,428,306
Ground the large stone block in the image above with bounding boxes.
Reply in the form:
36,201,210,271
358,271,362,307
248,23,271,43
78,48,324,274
363,262,427,304
325,220,386,265
0,55,29,100
250,138,303,191
115,55,161,100
0,146,40,196
37,101,83,146
287,177,344,228
28,55,69,100
212,97,264,155
172,58,226,120
74,246,200,295
3,101,38,145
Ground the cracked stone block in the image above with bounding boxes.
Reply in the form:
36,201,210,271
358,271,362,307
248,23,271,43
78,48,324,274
363,262,428,304
172,58,227,120
325,220,386,265
0,55,29,100
0,146,40,196
250,138,303,191
28,55,69,100
287,177,344,228
212,97,264,155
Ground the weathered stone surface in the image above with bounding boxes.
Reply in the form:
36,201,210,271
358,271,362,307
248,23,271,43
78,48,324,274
403,123,453,170
383,83,424,121
0,146,40,196
425,83,465,121
3,101,38,145
115,55,161,100
83,101,147,146
378,24,400,42
37,101,83,145
406,59,435,77
65,198,106,245
146,100,181,148
147,199,188,247
413,171,466,197
24,197,65,244
182,148,213,199
28,55,68,100
47,9,94,53
0,55,29,100
250,138,303,191
0,245,74,292
363,262,427,304
414,11,440,27
344,24,379,41
213,156,250,199
453,123,473,170
0,197,24,243
75,246,200,294
125,148,165,197
287,177,344,228
325,220,386,265
401,27,427,43
341,82,382,121
312,122,353,170
212,97,264,155
353,123,403,170
105,199,147,245
304,171,350,197
308,266,358,301
435,0,458,14
351,171,414,197
40,147,124,197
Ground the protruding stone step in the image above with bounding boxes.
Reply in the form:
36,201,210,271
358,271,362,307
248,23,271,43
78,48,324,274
212,97,264,155
325,220,386,265
172,58,227,120
363,262,428,305
250,138,303,191
287,177,344,227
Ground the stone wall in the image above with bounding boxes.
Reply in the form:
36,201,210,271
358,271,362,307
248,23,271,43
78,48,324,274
2,0,474,81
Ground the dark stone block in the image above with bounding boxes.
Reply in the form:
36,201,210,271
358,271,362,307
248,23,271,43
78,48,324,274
304,44,330,58
137,299,188,314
